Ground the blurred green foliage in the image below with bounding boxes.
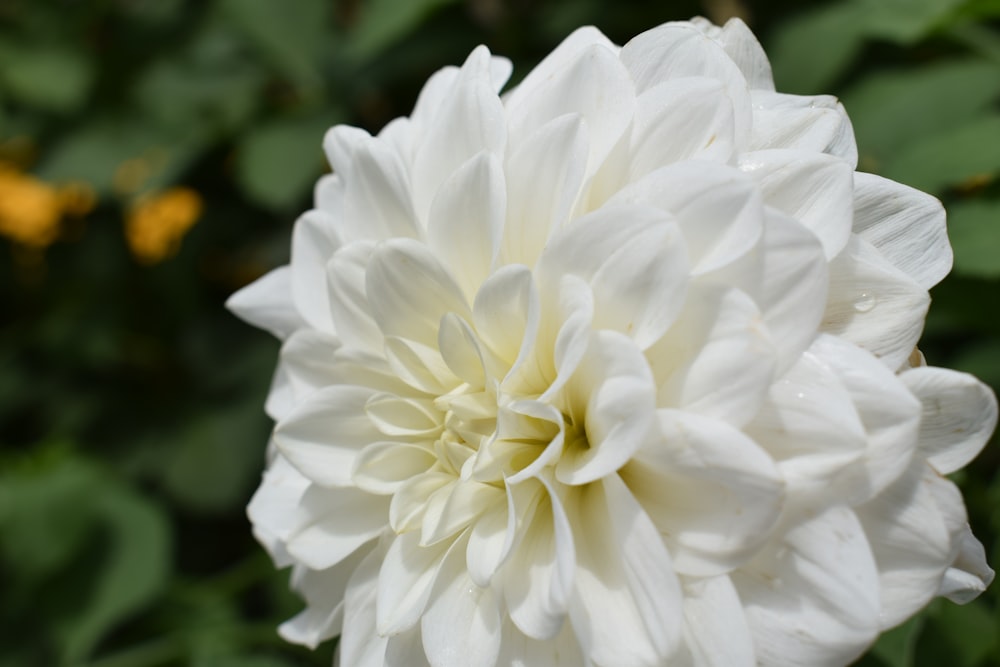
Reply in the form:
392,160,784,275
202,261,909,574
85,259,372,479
1,0,999,665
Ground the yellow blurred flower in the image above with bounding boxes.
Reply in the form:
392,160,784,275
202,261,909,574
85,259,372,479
125,187,203,264
0,162,98,249
0,163,64,247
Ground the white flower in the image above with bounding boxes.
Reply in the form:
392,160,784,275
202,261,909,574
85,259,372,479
228,17,996,667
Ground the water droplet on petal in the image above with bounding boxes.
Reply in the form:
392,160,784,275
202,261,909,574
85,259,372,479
853,292,876,313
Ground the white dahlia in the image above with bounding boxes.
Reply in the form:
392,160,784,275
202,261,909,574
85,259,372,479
228,17,996,667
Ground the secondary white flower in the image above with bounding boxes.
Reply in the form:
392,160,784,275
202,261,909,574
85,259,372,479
229,17,996,667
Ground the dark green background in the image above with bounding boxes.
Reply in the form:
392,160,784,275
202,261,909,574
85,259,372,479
2,0,999,665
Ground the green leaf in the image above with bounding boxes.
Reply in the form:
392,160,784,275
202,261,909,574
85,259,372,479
38,118,206,196
235,112,334,211
767,2,866,94
60,485,172,664
841,60,1000,171
220,0,329,93
0,453,171,665
348,0,461,60
162,404,271,513
951,338,1000,389
856,0,967,44
947,198,1000,279
931,599,998,666
0,454,97,581
0,42,94,113
205,655,300,667
870,615,924,667
134,50,266,136
881,115,1000,194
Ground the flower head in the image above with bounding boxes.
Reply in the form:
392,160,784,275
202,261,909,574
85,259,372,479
229,17,996,667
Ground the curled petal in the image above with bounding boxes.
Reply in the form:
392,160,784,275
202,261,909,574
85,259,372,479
902,366,997,475
557,331,657,485
856,462,968,628
852,172,951,289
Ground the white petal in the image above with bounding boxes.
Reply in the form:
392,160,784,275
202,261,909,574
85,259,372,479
428,151,505,299
247,454,311,566
695,17,774,91
411,66,459,134
852,172,951,289
497,618,589,667
280,553,367,649
537,204,688,350
326,240,382,354
855,462,965,628
609,161,764,275
338,542,390,667
502,114,588,268
733,506,881,667
466,486,517,588
627,77,737,180
376,531,454,635
378,117,415,167
620,23,752,147
286,485,387,571
625,410,783,576
507,43,635,177
421,480,504,546
385,628,431,667
503,400,566,485
342,135,420,241
756,209,829,375
745,348,868,503
939,525,994,604
384,335,459,395
265,363,295,421
473,265,541,376
291,210,342,332
390,472,453,534
276,328,343,402
413,46,507,221
438,312,487,387
749,92,857,165
314,172,344,216
902,366,997,474
503,478,575,641
809,334,921,499
366,393,440,438
566,475,683,666
504,26,618,113
538,275,594,402
274,384,382,487
323,124,369,178
678,575,755,667
557,331,657,485
740,149,854,260
649,285,776,427
823,235,929,371
226,266,304,339
421,553,503,667
366,238,471,348
352,440,438,495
